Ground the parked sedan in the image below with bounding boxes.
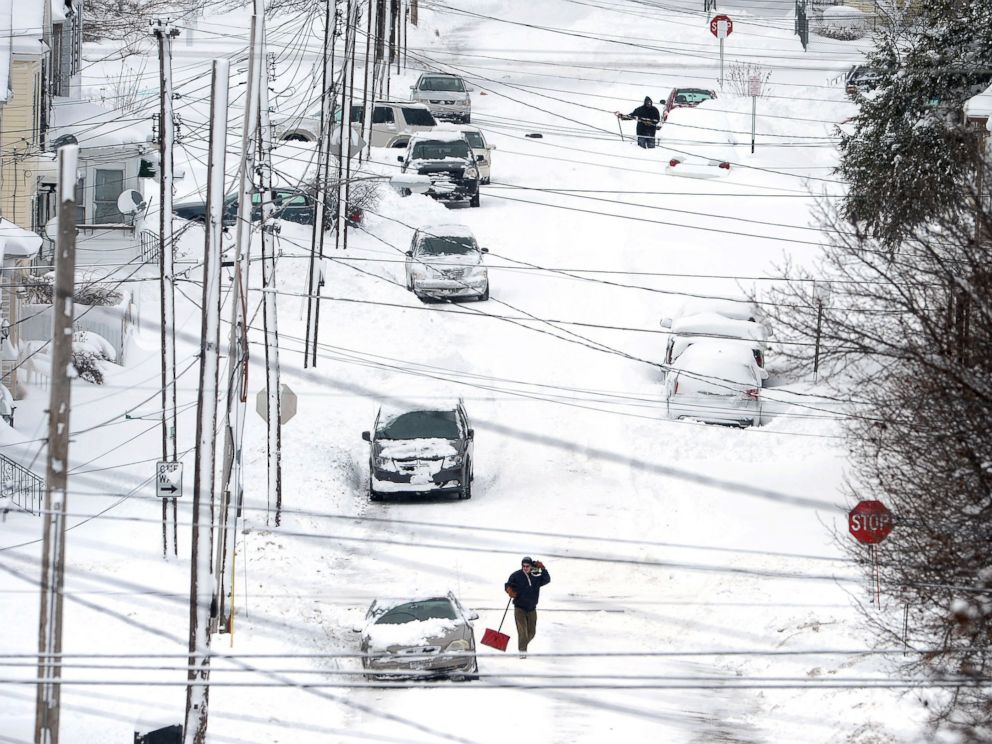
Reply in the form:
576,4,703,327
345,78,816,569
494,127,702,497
173,188,316,226
662,87,717,121
664,342,763,428
356,591,479,680
362,400,475,500
458,126,494,184
405,224,489,302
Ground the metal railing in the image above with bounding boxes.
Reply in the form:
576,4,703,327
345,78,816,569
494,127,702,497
0,453,44,515
140,229,159,263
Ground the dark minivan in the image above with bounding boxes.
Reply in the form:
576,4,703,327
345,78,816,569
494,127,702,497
362,400,475,501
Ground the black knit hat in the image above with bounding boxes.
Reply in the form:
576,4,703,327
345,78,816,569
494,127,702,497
521,556,533,565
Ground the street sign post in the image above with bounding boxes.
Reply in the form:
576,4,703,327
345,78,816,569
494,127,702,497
156,461,183,499
749,75,760,153
848,500,894,544
710,15,733,87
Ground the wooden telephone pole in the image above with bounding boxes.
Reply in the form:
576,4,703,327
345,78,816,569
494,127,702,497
34,144,78,744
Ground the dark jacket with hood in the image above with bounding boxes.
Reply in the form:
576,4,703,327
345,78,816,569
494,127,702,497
505,567,551,612
627,98,661,136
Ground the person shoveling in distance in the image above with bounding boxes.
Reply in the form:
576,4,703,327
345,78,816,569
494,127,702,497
615,97,661,148
505,557,551,657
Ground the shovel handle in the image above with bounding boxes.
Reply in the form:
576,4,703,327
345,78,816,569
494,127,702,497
496,597,512,633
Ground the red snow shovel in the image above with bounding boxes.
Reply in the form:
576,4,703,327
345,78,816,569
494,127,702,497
481,599,512,651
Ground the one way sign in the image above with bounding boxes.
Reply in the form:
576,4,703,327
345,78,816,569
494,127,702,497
156,461,183,499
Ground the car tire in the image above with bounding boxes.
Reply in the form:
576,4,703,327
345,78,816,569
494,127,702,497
406,274,413,291
369,476,383,502
470,193,480,208
459,462,472,499
479,283,489,301
464,115,471,124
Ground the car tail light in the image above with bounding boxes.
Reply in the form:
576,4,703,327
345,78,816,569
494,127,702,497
744,388,760,400
668,159,680,167
718,162,731,170
674,381,680,395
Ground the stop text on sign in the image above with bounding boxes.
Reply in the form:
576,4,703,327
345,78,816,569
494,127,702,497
848,500,894,544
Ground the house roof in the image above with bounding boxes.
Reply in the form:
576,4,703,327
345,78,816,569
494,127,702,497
964,81,992,123
49,98,153,150
10,0,45,55
0,0,11,104
0,218,42,259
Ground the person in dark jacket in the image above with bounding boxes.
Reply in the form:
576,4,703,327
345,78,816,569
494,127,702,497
504,556,551,655
616,96,661,148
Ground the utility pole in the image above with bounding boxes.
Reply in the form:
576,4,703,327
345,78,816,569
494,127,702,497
258,46,283,527
151,18,181,560
304,0,339,368
184,58,229,744
216,8,261,635
359,0,375,163
334,0,354,254
411,0,418,26
34,144,78,744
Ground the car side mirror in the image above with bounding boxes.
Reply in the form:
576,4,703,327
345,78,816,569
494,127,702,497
409,85,415,90
660,318,673,329
467,428,475,439
480,247,488,253
361,431,371,441
490,145,496,150
397,155,404,162
405,250,413,257
476,154,484,161
466,610,479,621
351,625,364,633
466,86,475,92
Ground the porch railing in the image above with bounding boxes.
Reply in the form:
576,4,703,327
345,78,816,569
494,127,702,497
0,453,45,515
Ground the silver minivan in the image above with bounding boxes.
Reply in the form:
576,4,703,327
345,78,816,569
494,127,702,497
410,73,473,123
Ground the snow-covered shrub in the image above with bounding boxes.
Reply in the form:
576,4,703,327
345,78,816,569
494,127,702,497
815,6,868,40
726,62,771,98
72,331,115,385
21,273,124,307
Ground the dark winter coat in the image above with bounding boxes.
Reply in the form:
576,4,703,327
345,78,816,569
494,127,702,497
505,567,551,612
627,103,661,137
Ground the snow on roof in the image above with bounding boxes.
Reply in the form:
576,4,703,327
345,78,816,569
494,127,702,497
670,313,768,341
419,223,476,239
49,98,152,150
0,218,42,258
964,81,992,120
409,131,471,144
10,0,44,55
379,398,463,415
669,297,756,322
0,0,11,103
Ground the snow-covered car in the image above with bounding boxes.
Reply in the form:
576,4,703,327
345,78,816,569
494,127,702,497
405,224,489,302
173,187,317,226
410,73,473,123
845,65,881,98
273,100,437,148
356,591,479,680
662,87,717,122
397,133,481,207
362,400,476,500
662,312,770,369
664,154,732,178
664,342,764,427
457,126,494,184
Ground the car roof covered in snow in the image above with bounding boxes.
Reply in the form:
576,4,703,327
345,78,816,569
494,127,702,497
369,591,457,615
667,297,757,323
419,72,462,79
417,223,476,239
408,131,472,145
377,398,463,416
670,313,768,342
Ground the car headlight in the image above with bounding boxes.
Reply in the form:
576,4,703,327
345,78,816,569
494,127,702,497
373,455,390,468
445,639,470,653
442,453,464,468
467,266,487,279
464,165,479,179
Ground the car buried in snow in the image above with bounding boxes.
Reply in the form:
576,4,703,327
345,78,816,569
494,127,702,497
405,224,489,302
355,591,479,680
664,341,764,428
662,87,717,122
397,133,482,207
362,400,476,500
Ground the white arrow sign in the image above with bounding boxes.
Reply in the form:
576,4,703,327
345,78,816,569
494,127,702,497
156,461,183,498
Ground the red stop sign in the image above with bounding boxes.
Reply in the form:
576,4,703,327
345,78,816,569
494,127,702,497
710,14,733,38
848,500,894,544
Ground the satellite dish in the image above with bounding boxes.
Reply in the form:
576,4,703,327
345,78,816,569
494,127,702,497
116,189,147,215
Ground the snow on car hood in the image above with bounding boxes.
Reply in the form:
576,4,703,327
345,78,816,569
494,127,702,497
377,438,459,459
365,617,460,651
418,252,483,268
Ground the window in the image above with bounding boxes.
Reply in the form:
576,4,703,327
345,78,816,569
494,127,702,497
74,178,85,223
401,107,436,126
93,169,125,223
462,131,485,149
420,76,464,92
371,106,394,124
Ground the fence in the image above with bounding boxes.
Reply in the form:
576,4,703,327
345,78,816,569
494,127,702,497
140,229,159,263
0,453,44,515
18,299,134,365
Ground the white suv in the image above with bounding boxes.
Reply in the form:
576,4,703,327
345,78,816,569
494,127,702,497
274,101,437,149
410,73,473,123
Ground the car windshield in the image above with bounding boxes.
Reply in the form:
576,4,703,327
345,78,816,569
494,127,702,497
462,131,485,149
410,140,471,160
421,76,465,92
402,107,436,126
376,599,457,624
419,236,477,255
377,410,459,439
675,89,714,104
